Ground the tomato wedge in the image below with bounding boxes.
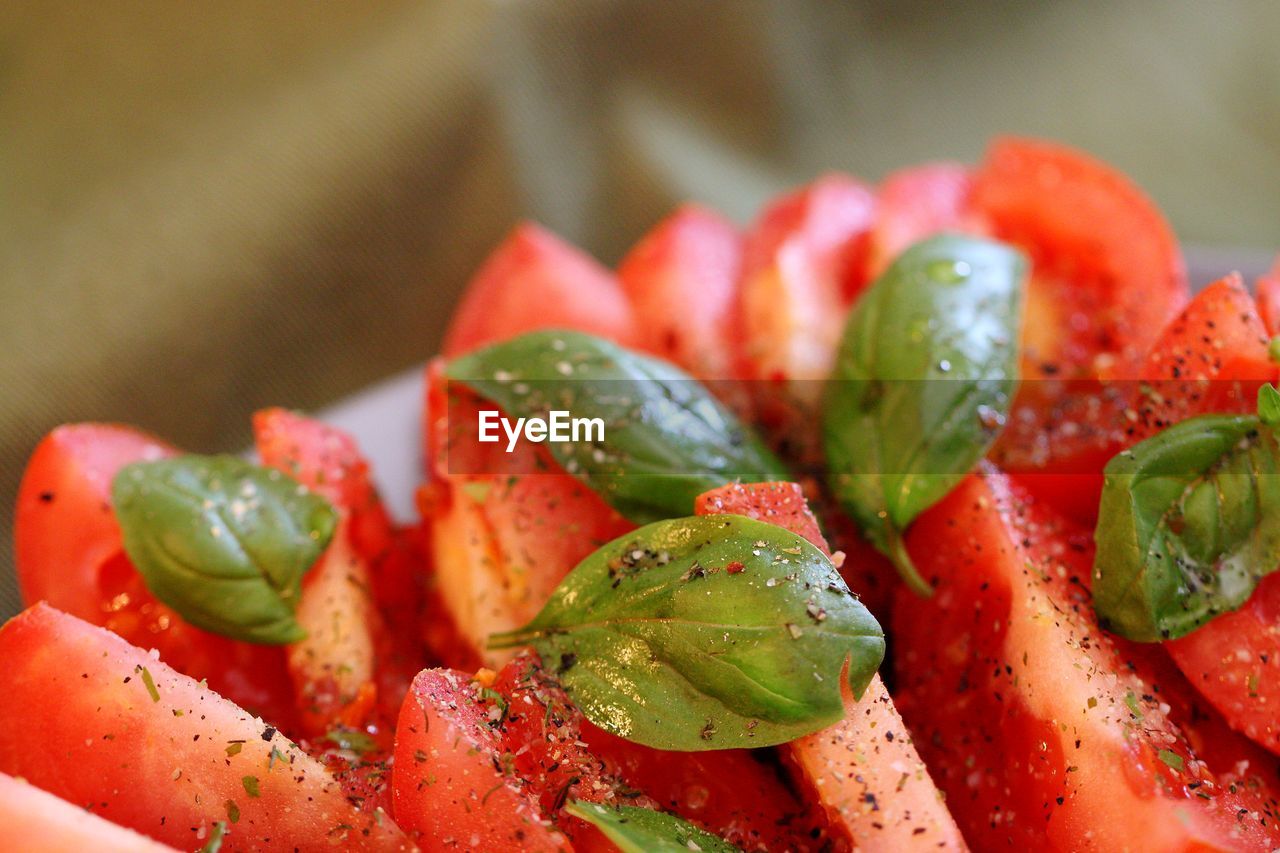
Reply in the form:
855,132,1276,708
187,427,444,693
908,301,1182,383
0,604,410,852
442,222,638,357
865,162,984,279
0,772,179,853
693,481,965,850
617,203,744,382
1254,258,1280,336
13,424,294,724
894,466,1280,850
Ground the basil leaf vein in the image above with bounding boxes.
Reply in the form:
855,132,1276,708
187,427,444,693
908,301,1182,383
447,330,788,523
490,514,885,750
823,234,1026,594
1094,408,1280,641
564,801,741,853
112,455,337,644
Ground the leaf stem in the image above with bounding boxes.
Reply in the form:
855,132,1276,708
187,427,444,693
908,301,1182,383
886,525,933,598
487,628,541,651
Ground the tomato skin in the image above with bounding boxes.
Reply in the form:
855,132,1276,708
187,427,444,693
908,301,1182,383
391,666,574,852
617,203,744,381
14,424,294,724
0,604,411,852
893,467,1280,851
442,222,638,357
972,137,1188,379
737,174,876,387
692,482,964,851
975,138,1190,516
0,772,180,853
423,362,632,667
865,163,984,279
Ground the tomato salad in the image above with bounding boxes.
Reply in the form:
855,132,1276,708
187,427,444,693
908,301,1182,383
6,137,1280,852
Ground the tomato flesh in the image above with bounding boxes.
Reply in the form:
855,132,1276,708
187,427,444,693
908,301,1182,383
0,604,410,852
442,223,638,357
0,772,179,853
894,467,1280,850
14,424,294,724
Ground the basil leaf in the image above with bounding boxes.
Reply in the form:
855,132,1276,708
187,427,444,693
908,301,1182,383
564,801,741,853
112,455,337,644
447,330,788,524
1094,413,1280,641
823,235,1026,595
1259,383,1280,427
490,514,885,750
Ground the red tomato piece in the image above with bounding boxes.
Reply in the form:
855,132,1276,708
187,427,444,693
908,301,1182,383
254,408,425,735
977,138,1190,514
0,772,179,853
737,173,876,386
442,222,638,357
692,481,965,850
1167,573,1280,756
422,362,632,667
0,604,411,852
865,162,986,279
617,203,745,381
893,466,1280,851
694,481,828,552
13,424,294,724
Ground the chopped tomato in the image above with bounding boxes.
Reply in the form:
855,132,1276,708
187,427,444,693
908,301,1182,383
737,174,876,387
392,661,613,851
977,138,1190,511
617,203,745,382
254,409,425,736
13,424,294,724
693,481,827,552
1167,573,1280,756
0,604,410,852
893,466,1280,850
865,162,985,279
422,362,632,667
442,223,639,357
693,481,965,850
0,772,179,853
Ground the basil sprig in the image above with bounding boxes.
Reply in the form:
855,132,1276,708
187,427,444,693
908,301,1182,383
823,235,1026,595
489,514,885,750
1094,385,1280,641
565,801,741,853
447,330,788,524
112,455,337,644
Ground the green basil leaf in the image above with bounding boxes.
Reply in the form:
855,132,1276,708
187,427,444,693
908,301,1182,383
489,514,885,750
1094,413,1280,641
564,801,741,853
447,330,788,524
823,235,1026,595
1259,383,1280,427
111,455,337,644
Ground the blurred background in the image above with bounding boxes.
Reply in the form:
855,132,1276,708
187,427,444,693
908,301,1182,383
2,0,1279,615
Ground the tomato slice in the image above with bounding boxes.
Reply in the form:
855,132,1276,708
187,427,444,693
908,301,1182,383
894,466,1280,850
255,409,426,737
977,138,1190,514
693,481,965,850
442,223,638,357
0,772,179,853
737,174,876,387
617,203,744,382
0,604,411,852
13,424,294,724
865,162,985,279
392,661,615,851
422,362,632,667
